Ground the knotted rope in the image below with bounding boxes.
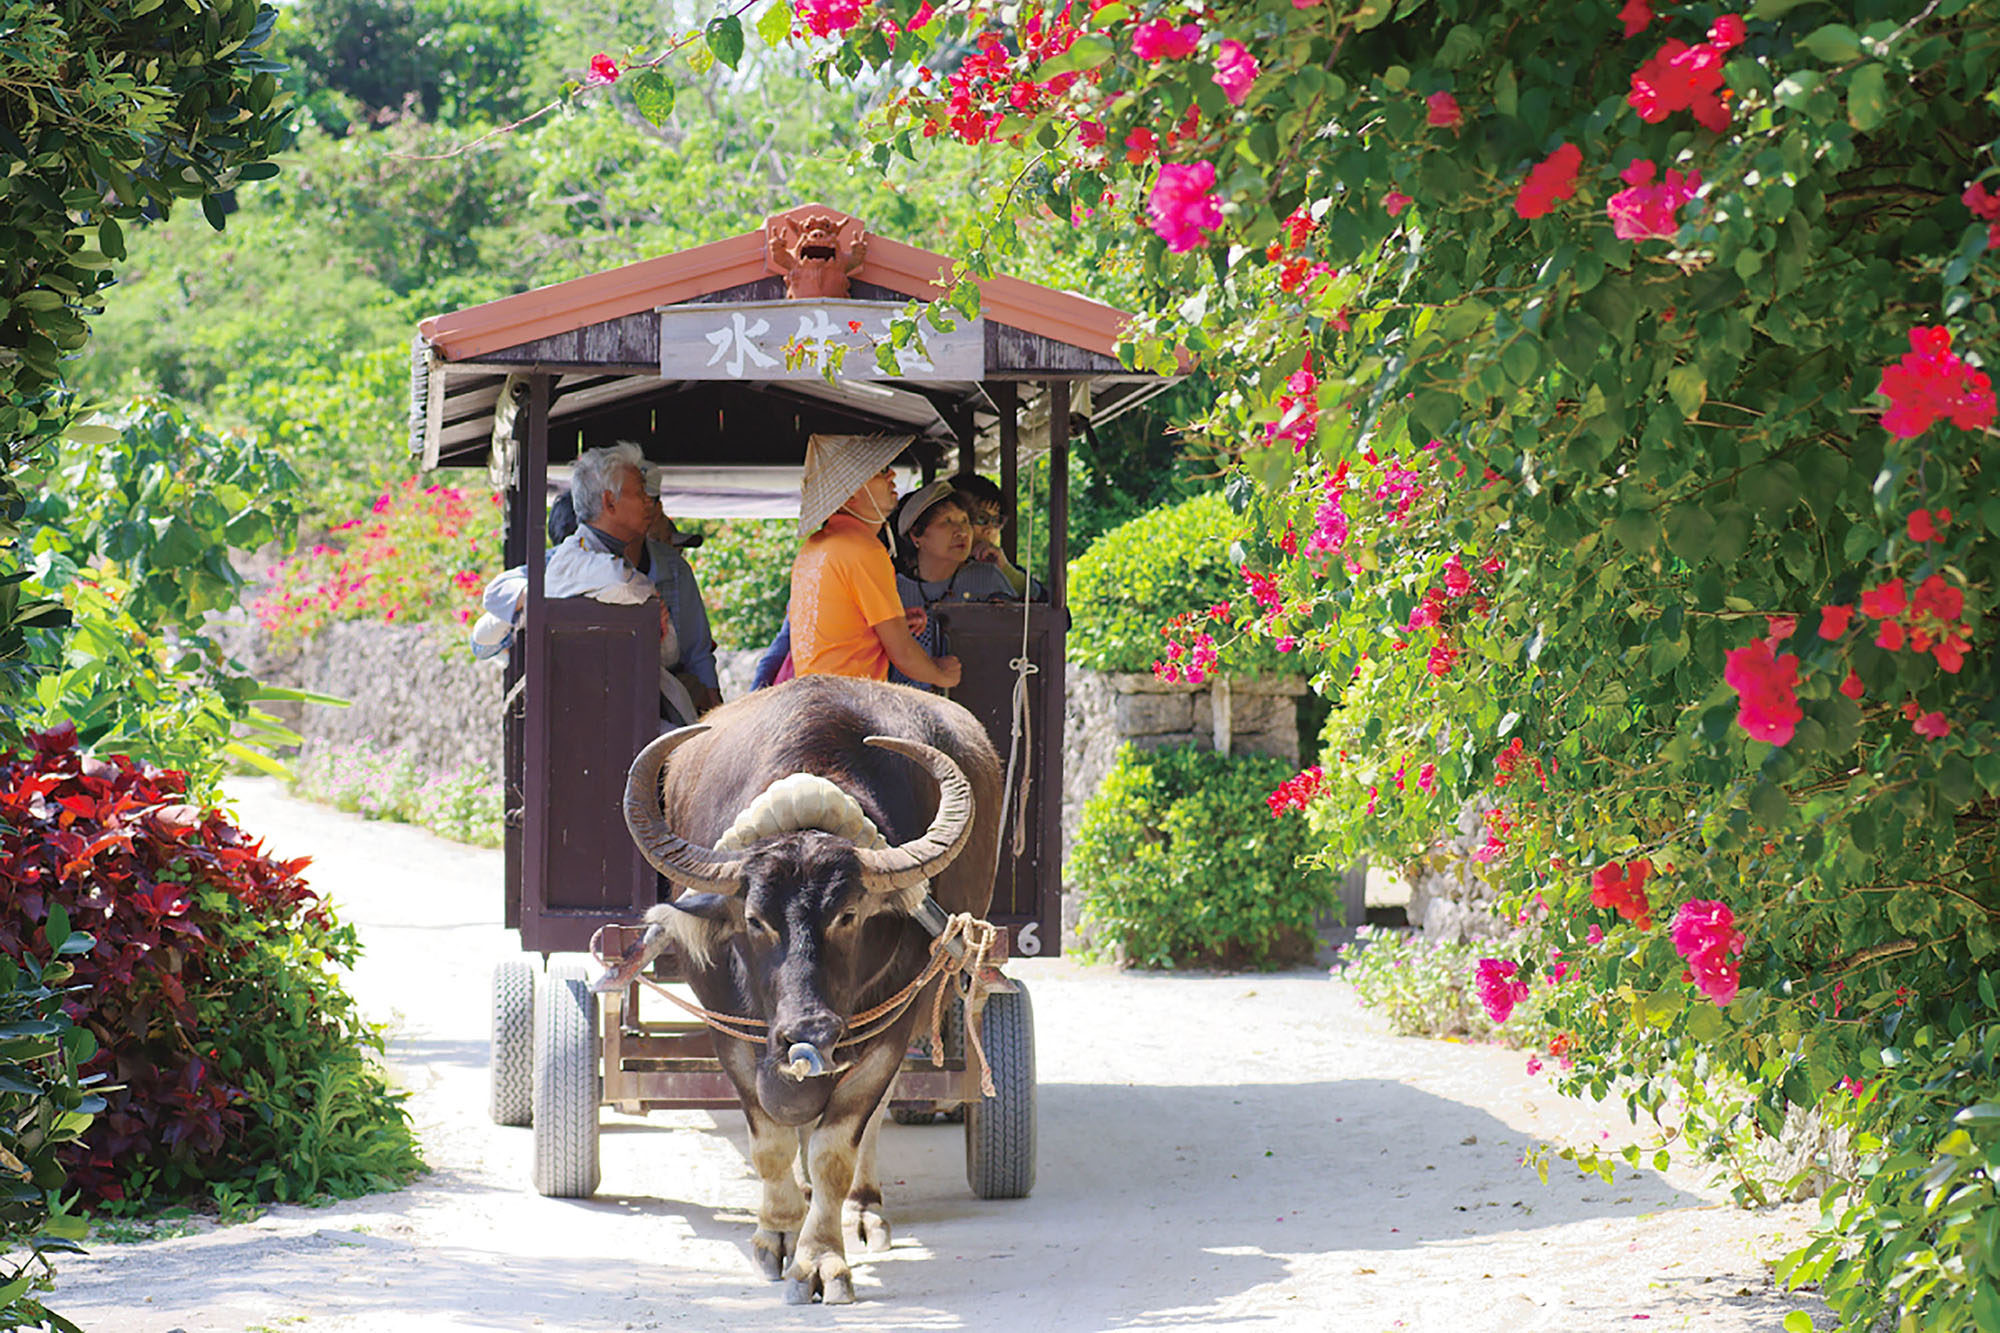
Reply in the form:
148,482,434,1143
591,911,1004,1096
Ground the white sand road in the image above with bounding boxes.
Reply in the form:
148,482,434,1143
47,780,1833,1333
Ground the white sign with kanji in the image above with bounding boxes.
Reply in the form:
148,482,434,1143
659,300,984,381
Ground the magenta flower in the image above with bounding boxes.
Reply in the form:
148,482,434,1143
586,53,621,86
1606,160,1702,241
1384,190,1413,217
1417,762,1437,794
1132,19,1201,61
1722,637,1802,745
1147,160,1223,253
798,0,863,36
1669,900,1743,1007
1426,91,1464,130
1877,326,1998,438
1475,958,1530,1024
1212,40,1259,105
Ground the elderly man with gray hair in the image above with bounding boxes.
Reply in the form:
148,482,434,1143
549,441,722,724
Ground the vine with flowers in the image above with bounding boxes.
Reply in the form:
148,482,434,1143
548,0,2000,1325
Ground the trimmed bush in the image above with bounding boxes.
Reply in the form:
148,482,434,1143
292,746,503,848
1068,491,1289,677
0,724,424,1210
1069,743,1335,968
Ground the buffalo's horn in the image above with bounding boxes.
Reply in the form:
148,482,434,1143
623,726,749,894
853,737,976,894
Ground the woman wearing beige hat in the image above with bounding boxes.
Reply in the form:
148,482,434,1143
787,434,961,689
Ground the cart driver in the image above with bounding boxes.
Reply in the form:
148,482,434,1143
788,433,961,690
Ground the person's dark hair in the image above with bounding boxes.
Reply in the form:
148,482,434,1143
548,490,579,545
951,473,1004,514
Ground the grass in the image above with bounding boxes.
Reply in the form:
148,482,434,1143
290,746,503,847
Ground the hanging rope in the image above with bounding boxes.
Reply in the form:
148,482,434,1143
591,911,1003,1097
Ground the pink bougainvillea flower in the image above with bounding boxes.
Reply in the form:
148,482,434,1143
1515,143,1583,219
1818,604,1854,639
1877,326,1998,438
1911,573,1965,625
1212,39,1259,105
1426,91,1464,130
1628,38,1730,131
1606,161,1701,241
1619,0,1654,37
1586,924,1606,945
1124,127,1159,164
1132,18,1201,61
1914,710,1952,739
798,0,863,36
1877,619,1906,651
1840,669,1865,700
1475,958,1530,1024
1147,160,1223,253
1722,637,1802,745
1417,762,1437,794
1766,614,1796,641
1670,899,1743,1007
1426,640,1459,677
1860,579,1907,619
1966,181,2000,249
1708,13,1747,49
1384,190,1413,217
585,52,621,85
1266,765,1326,816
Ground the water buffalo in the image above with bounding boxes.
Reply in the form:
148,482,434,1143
617,675,1002,1304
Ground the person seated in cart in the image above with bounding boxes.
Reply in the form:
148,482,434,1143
885,479,1044,692
549,441,723,723
788,433,960,690
949,472,1040,598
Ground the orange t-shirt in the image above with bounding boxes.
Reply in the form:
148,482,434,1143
789,514,905,680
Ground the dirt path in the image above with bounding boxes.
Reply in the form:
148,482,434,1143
49,780,1831,1332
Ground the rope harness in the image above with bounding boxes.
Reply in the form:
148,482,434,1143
591,911,1004,1097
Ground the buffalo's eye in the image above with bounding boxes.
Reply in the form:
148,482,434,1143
834,908,858,930
745,912,776,938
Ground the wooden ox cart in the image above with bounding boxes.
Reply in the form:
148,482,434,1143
409,203,1176,1201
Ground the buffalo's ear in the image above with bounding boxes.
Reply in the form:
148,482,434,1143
669,891,735,921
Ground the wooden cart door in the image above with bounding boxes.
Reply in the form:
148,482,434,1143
518,598,661,954
930,602,1065,958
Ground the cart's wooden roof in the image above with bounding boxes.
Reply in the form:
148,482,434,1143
417,203,1135,363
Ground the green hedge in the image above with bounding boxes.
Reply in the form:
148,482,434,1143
1068,744,1335,968
683,519,795,653
1067,491,1289,677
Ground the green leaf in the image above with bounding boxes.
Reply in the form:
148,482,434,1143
628,67,676,125
1846,63,1887,131
1783,1312,1816,1333
756,0,792,45
1666,364,1706,419
1034,34,1114,80
63,422,121,446
705,14,745,69
1665,506,1716,558
1797,24,1862,63
43,902,70,954
201,193,228,231
1954,1103,2000,1125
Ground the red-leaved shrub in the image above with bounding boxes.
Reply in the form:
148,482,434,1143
0,724,420,1206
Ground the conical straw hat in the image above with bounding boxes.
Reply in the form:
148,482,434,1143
797,433,913,537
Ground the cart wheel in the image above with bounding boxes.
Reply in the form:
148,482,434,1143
532,961,600,1198
489,960,535,1127
964,982,1036,1199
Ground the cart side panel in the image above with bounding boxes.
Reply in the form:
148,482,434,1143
521,598,660,954
929,603,1064,958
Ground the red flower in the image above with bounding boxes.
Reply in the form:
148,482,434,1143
1876,620,1905,651
1708,14,1746,50
1606,161,1701,241
1266,766,1326,816
1840,670,1865,700
1628,39,1729,131
1859,580,1907,620
1591,860,1654,930
1514,143,1582,220
1878,326,1998,438
1818,604,1853,639
1123,127,1159,164
586,53,621,86
1964,179,2000,249
1911,573,1964,624
1618,0,1654,37
1914,711,1952,739
1475,958,1530,1024
1908,508,1941,542
1722,637,1802,745
1384,190,1413,217
1426,91,1464,130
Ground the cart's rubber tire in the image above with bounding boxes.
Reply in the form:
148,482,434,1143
964,982,1036,1199
531,961,600,1198
489,960,535,1127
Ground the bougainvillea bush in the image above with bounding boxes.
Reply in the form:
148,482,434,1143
0,724,423,1209
253,476,501,652
631,0,2000,1326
